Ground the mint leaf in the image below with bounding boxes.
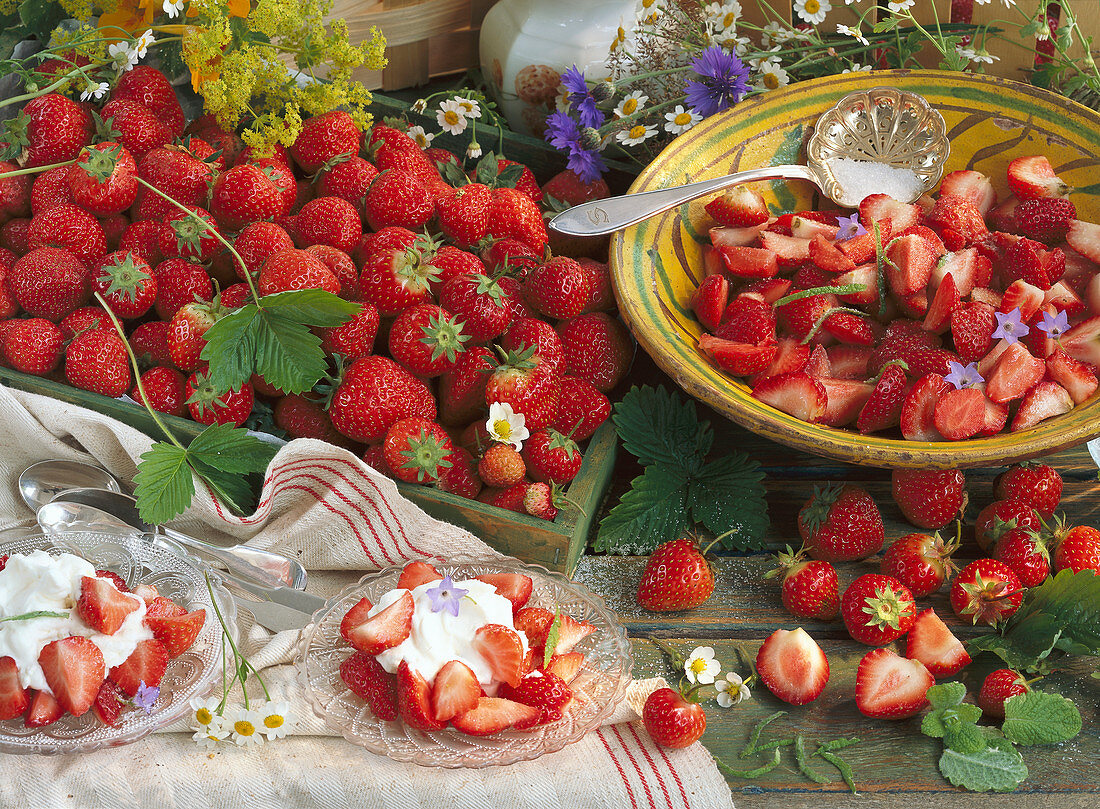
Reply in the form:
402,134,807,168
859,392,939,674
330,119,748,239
593,466,688,553
938,745,1027,793
252,309,328,394
686,454,768,550
187,423,278,475
943,722,987,755
200,306,261,394
133,443,195,525
612,385,711,474
259,290,359,327
543,611,561,668
922,703,982,739
0,610,68,623
1003,691,1082,745
926,681,968,710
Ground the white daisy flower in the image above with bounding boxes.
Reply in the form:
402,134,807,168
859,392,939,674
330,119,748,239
189,696,223,731
614,91,649,119
887,0,915,12
133,29,155,59
715,672,752,707
411,98,428,113
554,84,571,113
794,0,831,26
704,2,743,35
192,724,228,749
749,49,782,71
486,402,529,451
843,63,873,73
635,0,662,24
108,41,138,72
453,96,482,119
664,105,702,135
80,80,109,102
761,21,797,46
436,100,468,136
684,646,721,685
228,707,265,747
755,62,791,92
836,24,869,46
257,700,296,740
162,0,185,18
406,125,434,149
615,123,658,146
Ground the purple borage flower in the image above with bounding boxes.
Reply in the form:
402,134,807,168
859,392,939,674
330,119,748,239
992,307,1029,344
561,66,604,129
835,212,867,242
945,361,984,390
425,575,468,617
684,46,751,118
1036,308,1070,338
133,681,160,714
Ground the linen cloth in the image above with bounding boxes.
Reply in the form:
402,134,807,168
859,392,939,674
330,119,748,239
0,386,734,809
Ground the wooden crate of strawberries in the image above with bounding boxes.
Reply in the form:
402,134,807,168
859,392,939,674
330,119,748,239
0,88,630,575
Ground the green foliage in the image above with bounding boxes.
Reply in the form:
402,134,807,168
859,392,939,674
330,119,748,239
938,745,1028,793
1002,691,1083,746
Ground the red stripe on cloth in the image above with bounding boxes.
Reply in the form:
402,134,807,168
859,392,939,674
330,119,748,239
281,483,382,567
285,470,400,566
610,724,658,809
597,729,640,809
625,723,683,809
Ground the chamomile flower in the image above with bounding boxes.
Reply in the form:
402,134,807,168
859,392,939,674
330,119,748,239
486,402,529,451
614,91,649,119
80,80,109,102
761,21,797,46
794,0,831,25
636,0,662,24
162,0,185,18
664,105,702,134
257,700,296,740
609,25,627,53
843,63,873,73
615,123,658,146
133,30,155,60
887,0,915,11
411,98,428,113
189,696,224,731
406,125,433,148
755,62,791,92
685,646,721,685
454,96,482,119
108,41,138,72
957,46,997,64
192,724,229,750
436,100,468,136
704,2,743,35
228,707,265,747
836,24,869,46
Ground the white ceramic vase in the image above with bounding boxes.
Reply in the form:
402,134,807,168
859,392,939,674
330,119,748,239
479,0,638,137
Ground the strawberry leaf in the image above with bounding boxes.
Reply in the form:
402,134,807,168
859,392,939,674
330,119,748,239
612,385,711,474
259,290,360,326
133,442,195,525
593,466,689,553
252,309,328,395
199,305,261,394
686,454,769,550
190,458,258,516
187,422,278,475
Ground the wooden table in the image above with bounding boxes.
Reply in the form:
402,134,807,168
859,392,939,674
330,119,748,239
572,403,1100,807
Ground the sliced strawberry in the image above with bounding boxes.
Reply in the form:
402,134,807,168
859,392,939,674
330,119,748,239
717,293,776,344
1043,280,1085,317
741,277,792,305
1088,273,1100,315
715,244,778,278
544,652,585,682
938,170,997,214
397,560,442,591
859,193,922,231
857,363,908,434
977,339,1012,378
0,656,29,720
770,210,840,233
894,342,958,378
970,286,1002,309
755,627,829,706
932,386,986,441
700,335,778,376
778,292,836,342
836,226,885,264
823,311,877,346
900,373,951,441
133,584,158,605
827,345,872,380
77,575,140,635
431,659,481,722
985,342,1045,403
790,216,838,240
340,651,398,720
951,300,997,363
977,393,1009,437
885,233,942,296
1046,348,1099,404
550,614,597,656
1066,218,1100,263
804,344,831,378
989,197,1021,231
94,570,130,593
818,378,873,427
896,289,929,319
474,573,534,613
145,609,205,657
38,636,105,717
23,689,64,728
339,596,374,641
396,660,446,730
451,696,541,736
923,272,959,333
704,184,769,227
91,679,126,727
930,247,991,298
347,590,414,655
1010,381,1074,432
752,371,828,422
759,231,810,266
833,264,878,306
473,624,525,687
1061,314,1100,365
749,338,810,383
500,671,573,725
709,223,768,247
690,274,728,332
808,233,854,273
1006,155,1072,200
145,596,186,619
926,195,990,249
904,608,971,677
514,607,555,651
855,647,934,719
109,638,168,697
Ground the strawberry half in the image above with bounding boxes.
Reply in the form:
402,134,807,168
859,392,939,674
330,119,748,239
339,651,398,721
855,648,933,719
346,590,414,655
755,627,829,706
397,560,443,591
474,572,533,613
109,638,168,697
752,371,828,422
396,660,446,731
704,184,769,227
1010,380,1073,431
500,671,573,725
472,624,525,688
91,679,126,727
551,614,597,656
544,651,585,682
38,636,105,717
144,608,205,657
0,656,29,720
514,607,555,652
450,696,540,736
431,659,481,722
339,596,374,641
77,575,140,635
23,688,64,728
904,608,971,677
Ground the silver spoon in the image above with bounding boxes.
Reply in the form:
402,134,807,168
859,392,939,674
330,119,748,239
46,486,308,591
18,459,124,511
549,86,950,237
36,500,325,628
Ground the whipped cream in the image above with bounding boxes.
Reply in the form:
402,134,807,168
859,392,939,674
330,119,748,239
372,578,528,687
0,551,152,692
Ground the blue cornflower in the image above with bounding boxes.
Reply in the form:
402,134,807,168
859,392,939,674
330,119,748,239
684,46,751,118
561,65,604,128
567,146,608,185
544,111,607,184
545,111,582,152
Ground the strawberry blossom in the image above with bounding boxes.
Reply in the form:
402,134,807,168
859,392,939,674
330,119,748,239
486,402,529,451
715,671,752,707
685,646,721,684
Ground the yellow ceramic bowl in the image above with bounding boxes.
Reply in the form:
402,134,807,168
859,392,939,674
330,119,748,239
610,70,1100,469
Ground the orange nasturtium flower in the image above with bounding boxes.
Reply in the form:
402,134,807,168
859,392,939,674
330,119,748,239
187,0,251,18
97,0,157,39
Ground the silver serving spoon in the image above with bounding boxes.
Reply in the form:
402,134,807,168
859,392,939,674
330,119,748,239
549,86,950,237
46,486,308,591
36,500,325,630
18,459,124,511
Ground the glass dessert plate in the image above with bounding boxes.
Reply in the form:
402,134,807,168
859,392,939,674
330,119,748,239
0,528,237,755
295,555,633,767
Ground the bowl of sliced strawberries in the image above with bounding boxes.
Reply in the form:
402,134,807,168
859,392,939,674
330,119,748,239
295,556,632,767
0,529,233,754
610,70,1100,468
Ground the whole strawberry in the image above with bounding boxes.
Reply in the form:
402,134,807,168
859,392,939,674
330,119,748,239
523,482,559,521
974,498,1042,552
9,246,89,321
339,650,398,721
553,377,611,442
477,443,526,488
210,163,290,231
91,251,156,320
993,462,1062,517
841,573,917,646
290,110,361,174
113,66,185,136
637,537,714,612
765,546,839,620
522,429,582,484
328,355,437,443
485,346,561,431
185,371,254,427
556,313,633,393
132,366,186,417
257,248,341,296
880,530,958,597
797,484,884,562
359,245,439,316
65,330,131,397
434,447,483,499
977,669,1030,718
26,203,106,269
362,168,434,231
388,303,469,377
487,186,548,253
891,468,966,529
1052,524,1100,573
2,318,64,376
523,257,592,320
100,98,172,160
436,183,492,247
296,196,362,252
950,559,1022,626
274,394,352,446
993,527,1051,587
315,154,378,204
68,142,138,215
439,273,516,342
159,205,221,263
382,417,455,483
438,345,495,426
642,687,706,749
167,301,220,372
19,93,92,167
153,257,213,320
317,303,380,361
